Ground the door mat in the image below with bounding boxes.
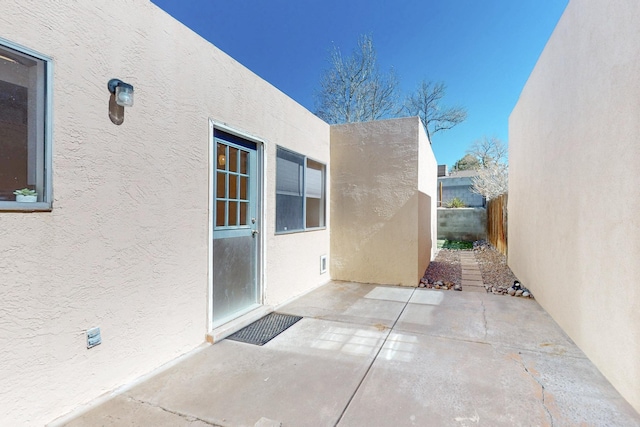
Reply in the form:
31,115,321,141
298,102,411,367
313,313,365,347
226,312,303,346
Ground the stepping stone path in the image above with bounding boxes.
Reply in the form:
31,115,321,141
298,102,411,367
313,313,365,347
459,251,486,293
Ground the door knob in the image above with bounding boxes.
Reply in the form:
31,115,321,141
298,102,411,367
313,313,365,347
252,229,259,236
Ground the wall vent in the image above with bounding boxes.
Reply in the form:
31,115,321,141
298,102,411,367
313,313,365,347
320,255,327,274
86,327,101,349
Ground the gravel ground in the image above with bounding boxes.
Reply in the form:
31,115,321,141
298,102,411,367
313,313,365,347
473,241,519,289
421,241,520,292
422,249,461,286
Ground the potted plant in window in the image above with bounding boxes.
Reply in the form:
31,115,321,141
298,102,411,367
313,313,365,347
14,188,37,202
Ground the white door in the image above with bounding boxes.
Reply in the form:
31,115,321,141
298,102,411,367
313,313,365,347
211,129,260,327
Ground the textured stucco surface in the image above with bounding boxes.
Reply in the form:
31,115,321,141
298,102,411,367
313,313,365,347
509,0,640,413
0,2,329,425
437,208,487,241
330,117,437,287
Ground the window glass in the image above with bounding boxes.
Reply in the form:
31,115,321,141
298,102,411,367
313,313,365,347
276,147,325,233
228,201,238,226
0,42,48,206
216,172,226,198
276,148,304,232
214,138,252,229
239,202,248,226
228,147,238,173
306,160,325,228
216,143,226,170
216,201,226,227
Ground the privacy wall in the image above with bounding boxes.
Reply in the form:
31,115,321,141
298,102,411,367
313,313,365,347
0,1,330,425
509,0,640,413
330,117,437,286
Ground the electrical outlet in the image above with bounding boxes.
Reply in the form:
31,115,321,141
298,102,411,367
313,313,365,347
86,327,101,349
320,255,327,274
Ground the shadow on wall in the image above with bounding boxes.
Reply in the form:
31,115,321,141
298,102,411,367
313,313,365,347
418,191,433,276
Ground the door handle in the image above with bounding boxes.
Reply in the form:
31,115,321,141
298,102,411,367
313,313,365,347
252,229,259,237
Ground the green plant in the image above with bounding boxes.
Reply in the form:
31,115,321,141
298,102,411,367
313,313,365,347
437,239,473,250
13,188,37,196
445,197,466,208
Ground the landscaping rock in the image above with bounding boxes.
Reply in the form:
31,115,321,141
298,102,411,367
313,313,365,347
454,284,462,291
515,289,524,297
522,291,530,298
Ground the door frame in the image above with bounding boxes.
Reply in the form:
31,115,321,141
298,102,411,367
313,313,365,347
208,120,265,333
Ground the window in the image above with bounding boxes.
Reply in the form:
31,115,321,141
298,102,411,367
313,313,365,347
0,40,51,209
215,137,252,228
276,147,325,233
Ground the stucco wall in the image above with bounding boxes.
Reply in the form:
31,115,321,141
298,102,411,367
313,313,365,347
330,117,437,286
509,0,640,413
0,2,330,425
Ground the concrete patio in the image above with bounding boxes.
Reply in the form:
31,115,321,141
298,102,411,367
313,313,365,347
59,281,640,426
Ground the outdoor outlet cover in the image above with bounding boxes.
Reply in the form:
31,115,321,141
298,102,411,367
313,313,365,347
86,327,101,349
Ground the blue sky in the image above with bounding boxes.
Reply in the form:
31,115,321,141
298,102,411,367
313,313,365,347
151,0,568,167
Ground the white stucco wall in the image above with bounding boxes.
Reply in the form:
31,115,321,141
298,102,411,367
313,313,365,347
0,2,330,425
330,117,437,286
509,0,640,413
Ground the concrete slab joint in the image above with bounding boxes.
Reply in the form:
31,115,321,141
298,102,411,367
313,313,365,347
60,281,640,426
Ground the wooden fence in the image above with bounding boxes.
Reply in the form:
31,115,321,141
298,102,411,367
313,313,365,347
487,193,508,256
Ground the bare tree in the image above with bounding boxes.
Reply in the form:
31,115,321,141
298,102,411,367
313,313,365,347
471,162,508,201
315,35,400,124
467,136,508,200
467,136,507,167
404,80,467,141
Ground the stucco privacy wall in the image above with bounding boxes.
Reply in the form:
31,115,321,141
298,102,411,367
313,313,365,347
330,117,437,286
509,0,640,413
0,2,330,425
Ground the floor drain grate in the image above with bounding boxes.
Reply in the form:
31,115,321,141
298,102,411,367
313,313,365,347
226,313,303,346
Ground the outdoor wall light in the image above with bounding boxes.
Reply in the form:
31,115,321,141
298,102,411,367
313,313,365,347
107,78,134,107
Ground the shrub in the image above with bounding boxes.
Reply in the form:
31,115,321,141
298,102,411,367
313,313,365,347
445,197,466,208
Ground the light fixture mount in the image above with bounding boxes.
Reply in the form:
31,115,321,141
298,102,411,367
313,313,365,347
107,78,134,107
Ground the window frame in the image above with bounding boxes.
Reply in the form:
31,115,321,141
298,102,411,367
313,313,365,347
275,146,326,234
0,37,53,212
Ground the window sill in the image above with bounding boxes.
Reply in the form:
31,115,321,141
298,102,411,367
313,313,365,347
275,226,327,235
0,201,52,212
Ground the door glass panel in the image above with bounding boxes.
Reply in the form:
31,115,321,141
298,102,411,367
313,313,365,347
228,147,238,173
216,201,226,227
239,202,248,226
217,143,226,170
240,151,248,174
216,172,226,198
240,176,248,200
229,175,238,199
228,201,238,226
